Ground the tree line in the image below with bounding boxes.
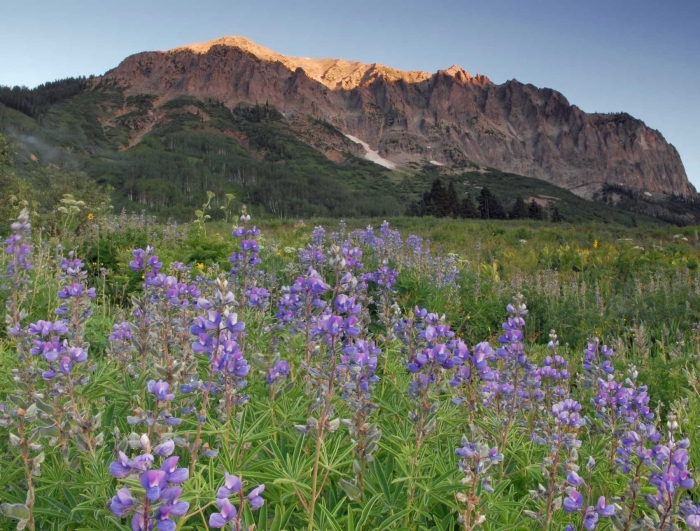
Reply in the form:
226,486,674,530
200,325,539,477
407,178,562,222
0,77,92,118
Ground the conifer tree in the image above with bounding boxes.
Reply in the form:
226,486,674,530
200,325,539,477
510,195,528,219
458,193,479,219
528,199,545,220
446,181,459,217
479,187,506,220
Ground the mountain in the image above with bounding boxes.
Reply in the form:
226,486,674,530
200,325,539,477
103,36,695,199
0,36,698,225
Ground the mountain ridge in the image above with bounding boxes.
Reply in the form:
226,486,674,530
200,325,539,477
103,36,695,199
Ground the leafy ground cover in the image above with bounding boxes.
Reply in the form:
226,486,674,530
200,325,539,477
1,209,700,530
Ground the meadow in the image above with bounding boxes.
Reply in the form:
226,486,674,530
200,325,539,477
1,207,700,531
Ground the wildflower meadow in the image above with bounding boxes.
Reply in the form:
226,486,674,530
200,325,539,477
2,206,700,531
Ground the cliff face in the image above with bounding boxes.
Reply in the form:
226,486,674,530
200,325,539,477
103,37,695,198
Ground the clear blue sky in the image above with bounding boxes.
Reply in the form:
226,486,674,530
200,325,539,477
1,0,698,188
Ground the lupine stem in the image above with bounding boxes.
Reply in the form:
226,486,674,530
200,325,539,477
191,364,215,476
18,416,35,531
308,335,338,531
142,499,149,531
236,486,245,531
622,460,644,531
578,466,593,531
543,426,563,531
66,372,94,454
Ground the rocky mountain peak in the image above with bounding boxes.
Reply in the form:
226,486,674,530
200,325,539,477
105,36,695,198
438,64,491,85
167,36,436,90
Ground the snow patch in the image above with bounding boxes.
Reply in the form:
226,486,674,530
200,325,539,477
344,134,397,170
429,160,444,166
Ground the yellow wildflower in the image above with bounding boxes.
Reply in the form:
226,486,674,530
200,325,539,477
594,239,598,249
197,263,204,270
87,213,94,220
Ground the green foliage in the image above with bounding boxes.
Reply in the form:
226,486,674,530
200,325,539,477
1,214,700,530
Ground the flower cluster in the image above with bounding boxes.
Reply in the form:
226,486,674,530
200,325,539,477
450,341,495,419
127,380,181,446
266,359,290,385
455,434,503,530
209,472,265,529
109,434,189,531
338,339,382,485
644,420,695,526
130,246,163,282
298,226,327,268
398,308,462,444
563,457,616,531
3,209,33,333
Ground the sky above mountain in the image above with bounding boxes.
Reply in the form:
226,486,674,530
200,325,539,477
1,0,698,188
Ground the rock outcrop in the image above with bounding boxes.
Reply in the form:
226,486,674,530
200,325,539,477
103,36,695,197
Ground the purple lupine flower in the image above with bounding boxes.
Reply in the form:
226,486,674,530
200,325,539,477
209,497,237,528
245,286,270,308
217,473,242,499
567,471,585,486
147,380,176,402
153,506,176,531
160,456,188,484
153,440,175,457
552,399,586,429
248,485,265,509
4,210,33,344
29,320,58,337
109,488,134,518
225,313,245,334
140,469,167,502
583,508,599,530
564,489,584,512
110,451,135,478
109,322,132,342
266,360,290,385
160,486,189,517
596,497,615,517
